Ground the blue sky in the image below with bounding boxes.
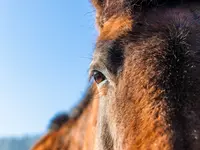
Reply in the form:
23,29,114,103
0,0,97,136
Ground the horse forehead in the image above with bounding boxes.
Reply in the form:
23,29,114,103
93,7,197,74
93,39,125,75
92,13,134,74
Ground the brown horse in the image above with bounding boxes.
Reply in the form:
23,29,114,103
32,0,200,149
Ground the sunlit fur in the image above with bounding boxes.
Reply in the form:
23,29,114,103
32,0,200,150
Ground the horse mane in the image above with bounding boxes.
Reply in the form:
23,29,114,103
48,113,69,131
69,84,94,120
31,83,97,150
48,83,95,131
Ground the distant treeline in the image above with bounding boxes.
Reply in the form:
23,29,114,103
0,135,39,150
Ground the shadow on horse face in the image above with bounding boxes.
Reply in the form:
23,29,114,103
90,0,200,149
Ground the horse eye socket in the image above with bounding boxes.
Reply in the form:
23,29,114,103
92,70,106,84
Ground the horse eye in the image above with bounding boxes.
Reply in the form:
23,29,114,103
92,70,106,84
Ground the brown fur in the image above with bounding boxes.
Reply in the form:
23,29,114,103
113,36,173,149
98,14,133,40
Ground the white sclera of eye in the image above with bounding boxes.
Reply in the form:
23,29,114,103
96,79,108,89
